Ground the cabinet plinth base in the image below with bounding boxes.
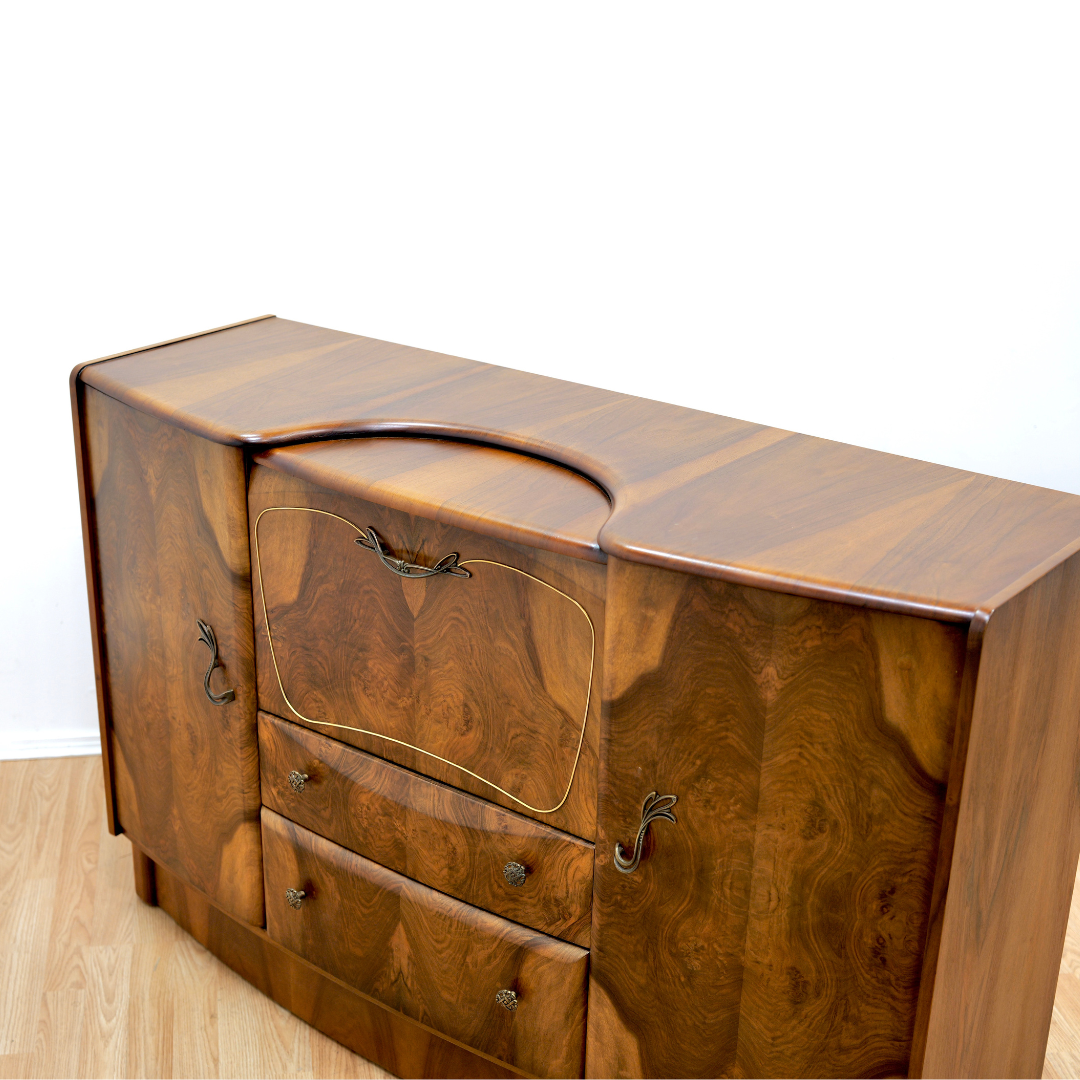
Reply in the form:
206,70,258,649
132,844,157,906
150,858,525,1080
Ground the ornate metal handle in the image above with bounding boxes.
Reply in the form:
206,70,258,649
196,619,235,705
495,989,518,1011
503,862,527,887
285,888,306,909
287,771,309,793
613,791,678,874
354,527,471,579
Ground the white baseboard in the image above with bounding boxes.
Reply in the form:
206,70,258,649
0,733,102,760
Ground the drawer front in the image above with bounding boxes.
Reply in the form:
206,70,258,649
260,712,593,946
249,464,605,840
262,808,589,1079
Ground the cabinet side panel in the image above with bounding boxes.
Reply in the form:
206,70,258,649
919,550,1080,1078
588,559,965,1078
84,387,263,925
71,368,118,833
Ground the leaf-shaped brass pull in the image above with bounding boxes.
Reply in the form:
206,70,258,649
613,791,678,874
196,619,235,705
354,527,471,579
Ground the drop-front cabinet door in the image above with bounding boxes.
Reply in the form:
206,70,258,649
588,558,966,1079
82,387,263,925
247,463,604,840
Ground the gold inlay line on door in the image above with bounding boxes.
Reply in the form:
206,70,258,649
253,506,596,815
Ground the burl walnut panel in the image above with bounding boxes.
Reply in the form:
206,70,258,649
83,387,263,925
259,712,594,946
262,808,589,1079
587,558,967,1079
249,464,605,840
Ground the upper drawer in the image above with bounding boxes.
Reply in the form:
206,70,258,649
259,711,594,946
248,444,606,840
262,807,589,1079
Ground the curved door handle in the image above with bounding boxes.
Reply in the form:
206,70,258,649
354,527,471,579
196,619,235,705
613,791,678,874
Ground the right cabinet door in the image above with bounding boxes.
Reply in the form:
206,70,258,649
587,558,966,1079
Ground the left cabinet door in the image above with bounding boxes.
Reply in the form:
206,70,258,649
81,386,263,925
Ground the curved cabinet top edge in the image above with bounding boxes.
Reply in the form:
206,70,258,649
254,437,611,564
69,314,276,391
77,315,1080,622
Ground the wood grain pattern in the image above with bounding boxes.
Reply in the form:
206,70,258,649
83,387,263,925
587,557,966,1079
71,316,1080,1077
250,464,604,839
70,315,276,838
259,712,594,946
0,754,393,1080
915,549,1080,1078
12,755,1080,1078
156,861,522,1080
261,808,589,1078
1042,854,1080,1080
258,436,610,563
79,315,1080,621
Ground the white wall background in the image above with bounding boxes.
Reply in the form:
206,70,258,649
1,3,1078,758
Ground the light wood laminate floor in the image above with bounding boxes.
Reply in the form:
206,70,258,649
2,754,1080,1079
0,756,388,1079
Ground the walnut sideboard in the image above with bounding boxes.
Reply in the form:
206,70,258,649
71,315,1080,1079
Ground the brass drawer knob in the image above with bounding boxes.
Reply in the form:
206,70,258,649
495,989,518,1011
287,771,309,793
285,888,306,909
503,862,527,887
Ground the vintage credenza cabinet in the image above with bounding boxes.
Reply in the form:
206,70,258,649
72,315,1080,1079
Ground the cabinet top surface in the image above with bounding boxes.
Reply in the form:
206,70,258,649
254,437,611,563
79,314,1080,620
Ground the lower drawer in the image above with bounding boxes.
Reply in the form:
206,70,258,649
261,807,589,1079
